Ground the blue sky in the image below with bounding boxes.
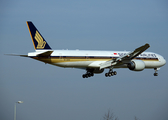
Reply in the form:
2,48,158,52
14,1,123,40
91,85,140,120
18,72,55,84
1,0,168,120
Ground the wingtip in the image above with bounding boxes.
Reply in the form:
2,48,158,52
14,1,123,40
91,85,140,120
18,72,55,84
4,54,28,57
145,43,150,47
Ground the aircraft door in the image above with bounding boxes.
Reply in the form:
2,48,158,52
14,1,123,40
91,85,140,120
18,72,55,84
59,53,63,60
86,53,89,61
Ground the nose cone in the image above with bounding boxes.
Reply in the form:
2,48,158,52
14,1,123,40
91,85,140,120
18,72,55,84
160,56,166,66
163,58,166,65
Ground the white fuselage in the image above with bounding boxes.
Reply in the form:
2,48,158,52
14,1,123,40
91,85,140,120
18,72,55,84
28,50,166,69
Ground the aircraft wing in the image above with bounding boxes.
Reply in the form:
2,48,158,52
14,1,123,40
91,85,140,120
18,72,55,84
100,43,150,69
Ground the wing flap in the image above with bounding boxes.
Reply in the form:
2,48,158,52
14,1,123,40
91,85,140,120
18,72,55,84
100,60,114,69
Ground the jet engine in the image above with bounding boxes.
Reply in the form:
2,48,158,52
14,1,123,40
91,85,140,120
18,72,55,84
127,60,145,71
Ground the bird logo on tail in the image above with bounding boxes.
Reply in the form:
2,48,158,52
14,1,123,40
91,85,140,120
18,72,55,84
34,31,46,49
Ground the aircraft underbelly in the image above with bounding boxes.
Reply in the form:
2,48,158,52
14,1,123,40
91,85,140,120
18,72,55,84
54,61,94,68
144,61,164,68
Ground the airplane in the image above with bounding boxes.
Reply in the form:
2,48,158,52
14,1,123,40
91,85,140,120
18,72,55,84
8,21,166,78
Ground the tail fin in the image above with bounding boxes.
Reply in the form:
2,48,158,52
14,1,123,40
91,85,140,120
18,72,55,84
26,21,52,50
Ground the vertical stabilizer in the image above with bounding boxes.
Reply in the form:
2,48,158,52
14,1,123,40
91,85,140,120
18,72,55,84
26,21,51,50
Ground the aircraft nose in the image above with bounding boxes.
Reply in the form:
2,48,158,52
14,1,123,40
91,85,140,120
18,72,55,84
161,56,166,66
163,58,166,65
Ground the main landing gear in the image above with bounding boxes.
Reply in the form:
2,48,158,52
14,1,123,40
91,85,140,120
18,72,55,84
82,71,94,78
105,68,117,77
154,68,160,76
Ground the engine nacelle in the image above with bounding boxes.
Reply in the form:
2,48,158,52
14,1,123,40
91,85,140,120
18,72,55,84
127,60,145,71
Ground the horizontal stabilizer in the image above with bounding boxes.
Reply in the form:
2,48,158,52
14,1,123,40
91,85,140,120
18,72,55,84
36,51,53,57
5,54,28,57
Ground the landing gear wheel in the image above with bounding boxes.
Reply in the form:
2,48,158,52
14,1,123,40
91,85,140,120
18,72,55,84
154,73,158,76
113,71,117,75
82,74,86,78
105,70,117,77
153,68,160,76
82,70,94,78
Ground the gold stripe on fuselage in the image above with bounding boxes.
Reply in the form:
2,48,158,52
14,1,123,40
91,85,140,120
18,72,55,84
31,56,159,64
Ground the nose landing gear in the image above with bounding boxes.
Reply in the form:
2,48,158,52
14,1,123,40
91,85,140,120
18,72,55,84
154,68,160,76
